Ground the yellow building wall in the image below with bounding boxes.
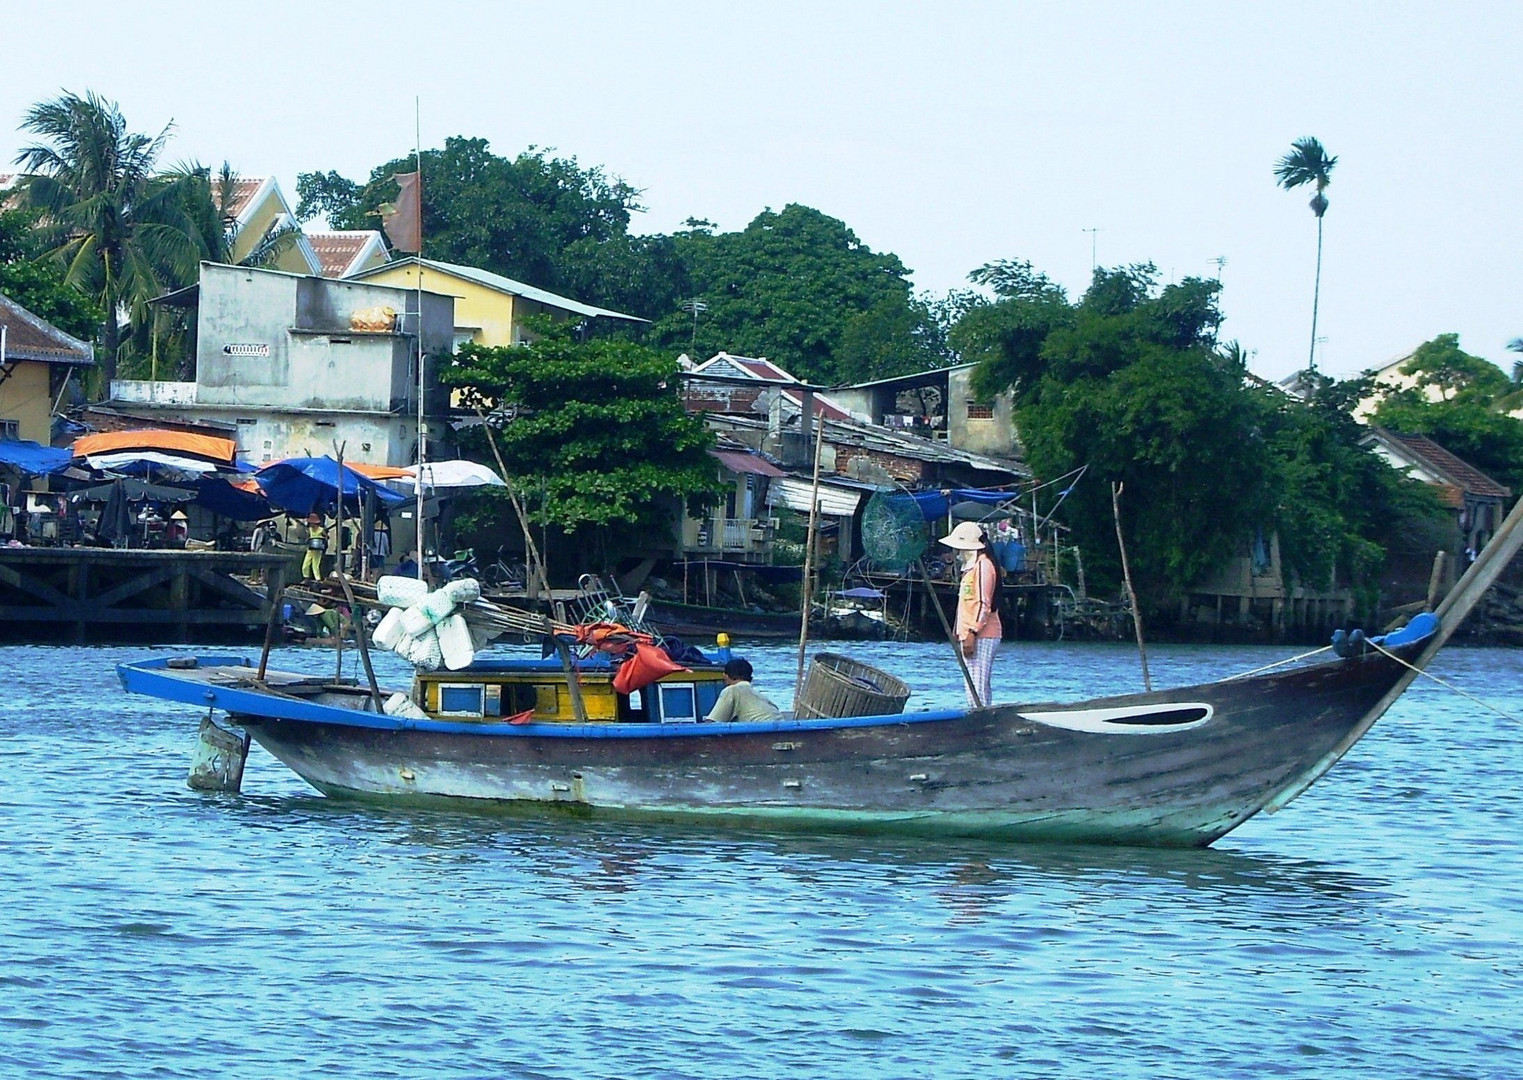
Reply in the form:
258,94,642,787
358,264,518,347
0,361,56,444
231,192,314,274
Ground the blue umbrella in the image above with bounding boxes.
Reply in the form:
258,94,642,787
254,456,407,516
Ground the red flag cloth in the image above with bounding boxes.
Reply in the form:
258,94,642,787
381,172,422,252
612,642,687,695
505,708,535,725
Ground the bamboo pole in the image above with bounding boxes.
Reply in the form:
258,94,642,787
334,445,385,711
1112,482,1152,691
918,556,981,707
473,406,546,600
792,414,828,712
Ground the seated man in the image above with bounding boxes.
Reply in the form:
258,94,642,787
704,657,783,723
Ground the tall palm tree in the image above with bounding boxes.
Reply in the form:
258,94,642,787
1275,137,1338,371
14,91,205,383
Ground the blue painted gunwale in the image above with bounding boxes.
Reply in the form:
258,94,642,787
116,656,965,739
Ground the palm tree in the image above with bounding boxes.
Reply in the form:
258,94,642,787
14,91,205,384
1275,137,1338,371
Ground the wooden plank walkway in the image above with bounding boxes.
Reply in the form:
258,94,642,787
0,548,296,644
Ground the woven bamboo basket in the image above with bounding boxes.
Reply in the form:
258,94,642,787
795,652,911,719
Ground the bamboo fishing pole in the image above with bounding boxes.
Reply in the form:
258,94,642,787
1112,482,1152,691
334,444,385,711
473,406,545,600
792,410,828,713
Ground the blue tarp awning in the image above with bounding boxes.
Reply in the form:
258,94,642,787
896,488,1022,522
193,476,272,520
255,456,408,516
0,439,74,475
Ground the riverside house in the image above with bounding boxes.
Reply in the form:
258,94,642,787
102,262,455,468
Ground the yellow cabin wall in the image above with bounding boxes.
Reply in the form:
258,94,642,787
358,264,518,347
0,361,56,444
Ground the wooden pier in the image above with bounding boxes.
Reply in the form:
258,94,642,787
0,548,296,644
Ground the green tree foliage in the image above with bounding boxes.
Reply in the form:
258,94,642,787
444,327,721,536
14,91,209,382
295,139,678,319
1259,373,1441,604
962,261,1416,616
1370,333,1523,493
0,259,102,341
648,204,940,383
0,203,101,340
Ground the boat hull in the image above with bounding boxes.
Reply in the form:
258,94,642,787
169,642,1421,847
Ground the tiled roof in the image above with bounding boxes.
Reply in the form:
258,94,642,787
217,178,266,220
306,230,387,277
1374,428,1511,498
0,291,94,366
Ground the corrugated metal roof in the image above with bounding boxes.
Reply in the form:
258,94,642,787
349,257,645,322
710,449,785,477
767,477,869,516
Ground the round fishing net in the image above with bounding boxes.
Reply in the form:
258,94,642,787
860,490,931,574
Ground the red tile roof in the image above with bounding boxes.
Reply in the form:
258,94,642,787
306,230,385,277
1382,429,1510,498
216,178,266,220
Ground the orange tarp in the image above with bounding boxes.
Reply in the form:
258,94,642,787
74,429,238,464
346,462,412,480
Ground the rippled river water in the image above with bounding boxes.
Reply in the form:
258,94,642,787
2,639,1520,1079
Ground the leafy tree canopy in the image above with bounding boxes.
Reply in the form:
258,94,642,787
961,261,1418,614
444,325,720,536
295,139,680,320
0,258,102,341
647,204,944,383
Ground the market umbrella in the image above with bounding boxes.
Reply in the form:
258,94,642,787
76,479,196,503
94,479,134,544
400,460,506,491
254,456,408,516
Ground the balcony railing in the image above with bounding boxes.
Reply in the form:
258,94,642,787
683,516,775,554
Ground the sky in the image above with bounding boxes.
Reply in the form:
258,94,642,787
3,1,1519,382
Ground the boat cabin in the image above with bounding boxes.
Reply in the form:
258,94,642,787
415,659,730,723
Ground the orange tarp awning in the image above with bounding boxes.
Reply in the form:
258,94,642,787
346,462,413,480
74,429,238,465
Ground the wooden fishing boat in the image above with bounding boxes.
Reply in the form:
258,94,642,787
117,499,1523,847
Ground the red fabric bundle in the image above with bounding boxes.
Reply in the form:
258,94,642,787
612,642,687,695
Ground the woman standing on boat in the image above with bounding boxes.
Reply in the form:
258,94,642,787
939,521,1002,707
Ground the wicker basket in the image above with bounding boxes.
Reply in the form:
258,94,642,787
795,652,911,719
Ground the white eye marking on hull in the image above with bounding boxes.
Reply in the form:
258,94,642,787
1017,702,1214,735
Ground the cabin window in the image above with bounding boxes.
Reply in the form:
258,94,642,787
659,684,698,723
438,683,485,716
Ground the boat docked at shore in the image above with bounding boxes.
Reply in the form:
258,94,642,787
118,498,1523,847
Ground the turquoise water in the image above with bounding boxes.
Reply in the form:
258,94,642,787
2,640,1520,1079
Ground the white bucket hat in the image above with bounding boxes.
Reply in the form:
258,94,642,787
937,521,989,550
